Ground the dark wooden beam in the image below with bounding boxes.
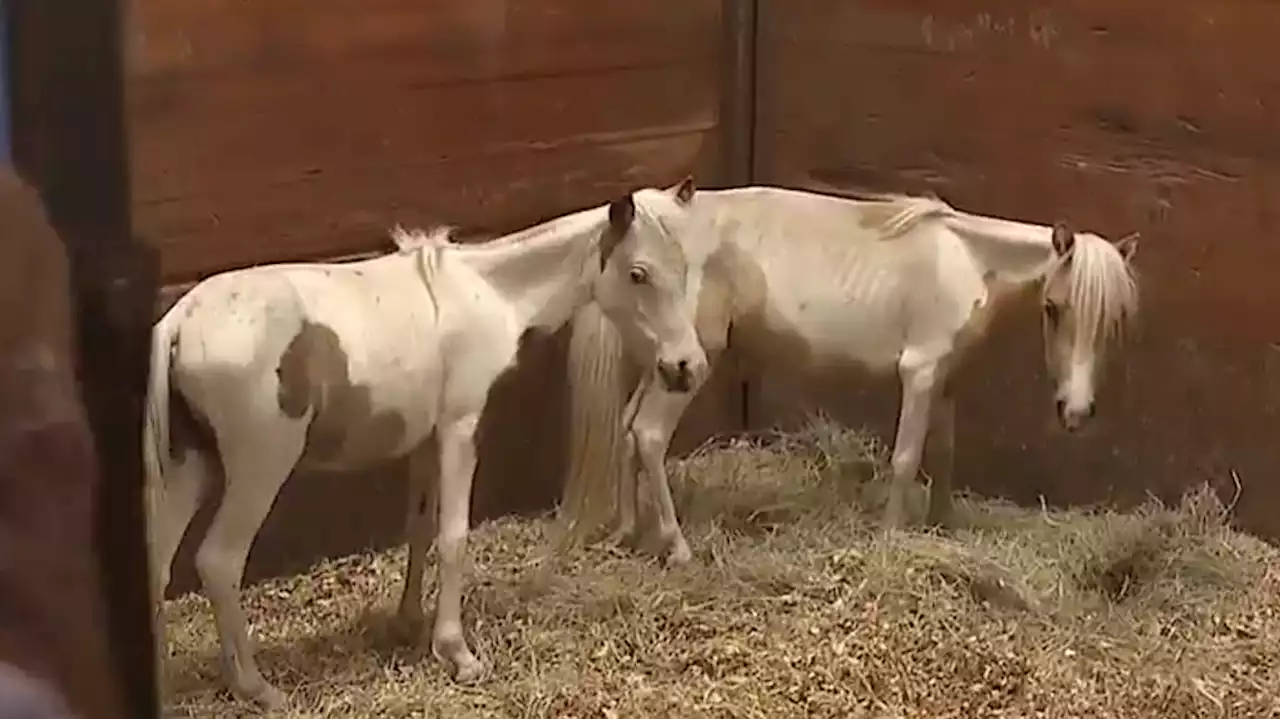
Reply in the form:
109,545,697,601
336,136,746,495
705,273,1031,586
717,0,758,188
7,0,161,717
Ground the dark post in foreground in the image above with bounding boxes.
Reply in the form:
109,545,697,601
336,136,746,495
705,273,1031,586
7,0,162,716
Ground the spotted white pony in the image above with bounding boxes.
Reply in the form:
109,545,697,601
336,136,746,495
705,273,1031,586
561,185,1140,563
143,180,708,709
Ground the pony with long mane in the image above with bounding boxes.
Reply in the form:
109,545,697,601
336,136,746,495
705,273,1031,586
143,180,708,710
561,185,1140,564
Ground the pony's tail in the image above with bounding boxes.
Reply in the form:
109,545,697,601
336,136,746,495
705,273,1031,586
556,303,634,548
142,301,183,602
143,315,174,506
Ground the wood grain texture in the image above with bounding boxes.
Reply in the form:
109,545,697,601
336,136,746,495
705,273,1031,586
751,0,1280,538
137,0,743,590
127,0,724,282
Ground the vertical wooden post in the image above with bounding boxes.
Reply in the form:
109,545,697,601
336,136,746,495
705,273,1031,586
718,0,759,428
0,0,9,162
8,0,161,717
718,0,758,188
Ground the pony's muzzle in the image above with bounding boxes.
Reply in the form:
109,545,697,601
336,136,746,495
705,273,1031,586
1056,398,1096,432
656,358,694,393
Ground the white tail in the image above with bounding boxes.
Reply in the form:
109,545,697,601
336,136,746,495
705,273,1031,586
143,312,176,502
556,302,635,545
141,296,194,605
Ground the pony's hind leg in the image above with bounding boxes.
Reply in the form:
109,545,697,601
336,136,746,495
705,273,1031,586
924,383,957,528
432,413,485,683
395,441,438,642
195,417,307,710
148,447,217,686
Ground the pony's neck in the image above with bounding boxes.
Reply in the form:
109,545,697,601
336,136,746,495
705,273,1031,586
454,207,605,332
940,212,1061,287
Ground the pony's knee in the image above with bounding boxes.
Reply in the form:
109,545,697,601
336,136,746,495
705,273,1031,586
631,423,669,459
434,512,469,564
897,346,942,386
194,542,245,592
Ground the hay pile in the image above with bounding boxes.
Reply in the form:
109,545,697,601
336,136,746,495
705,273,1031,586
163,420,1280,718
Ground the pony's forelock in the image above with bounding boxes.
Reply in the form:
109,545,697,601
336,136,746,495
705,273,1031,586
1048,232,1140,346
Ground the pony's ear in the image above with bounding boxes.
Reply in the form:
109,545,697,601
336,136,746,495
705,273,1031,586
601,193,635,268
670,175,696,205
1114,234,1139,263
1051,221,1075,256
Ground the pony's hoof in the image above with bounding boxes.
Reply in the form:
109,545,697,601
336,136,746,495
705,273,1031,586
664,538,693,566
878,514,907,535
606,525,640,552
434,634,487,684
452,655,488,684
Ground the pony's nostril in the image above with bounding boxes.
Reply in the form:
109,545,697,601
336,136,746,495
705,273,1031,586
1086,402,1097,418
677,359,689,372
1056,398,1066,417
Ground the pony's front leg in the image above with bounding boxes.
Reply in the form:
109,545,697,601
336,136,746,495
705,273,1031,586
882,354,939,532
394,442,437,643
431,413,486,683
632,383,696,565
924,383,957,528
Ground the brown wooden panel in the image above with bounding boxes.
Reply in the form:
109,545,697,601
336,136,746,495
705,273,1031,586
139,130,717,282
752,1,1280,539
129,0,720,80
126,0,724,283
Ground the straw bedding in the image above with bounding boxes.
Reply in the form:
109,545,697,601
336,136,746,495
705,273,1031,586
162,419,1280,718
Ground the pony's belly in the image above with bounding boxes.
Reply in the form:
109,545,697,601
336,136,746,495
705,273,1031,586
774,304,904,370
737,312,901,376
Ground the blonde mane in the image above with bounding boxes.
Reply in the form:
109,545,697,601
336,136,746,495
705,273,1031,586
389,224,459,255
389,224,460,317
1045,232,1140,346
852,192,956,240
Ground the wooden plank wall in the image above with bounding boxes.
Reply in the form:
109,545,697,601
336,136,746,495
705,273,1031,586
751,0,1280,539
125,0,743,590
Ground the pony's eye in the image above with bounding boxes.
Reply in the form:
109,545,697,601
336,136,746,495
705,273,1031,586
628,266,649,285
1043,302,1061,325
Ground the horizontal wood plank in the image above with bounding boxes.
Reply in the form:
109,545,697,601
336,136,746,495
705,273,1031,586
128,0,724,283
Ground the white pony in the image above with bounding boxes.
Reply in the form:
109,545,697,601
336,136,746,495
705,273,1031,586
143,180,708,709
561,185,1140,563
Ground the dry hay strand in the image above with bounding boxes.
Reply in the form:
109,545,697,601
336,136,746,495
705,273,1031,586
161,417,1280,718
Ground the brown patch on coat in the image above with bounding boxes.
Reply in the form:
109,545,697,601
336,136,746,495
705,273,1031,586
276,321,408,467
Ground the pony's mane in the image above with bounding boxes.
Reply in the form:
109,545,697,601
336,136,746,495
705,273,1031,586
1049,233,1140,344
849,191,955,240
389,224,460,255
